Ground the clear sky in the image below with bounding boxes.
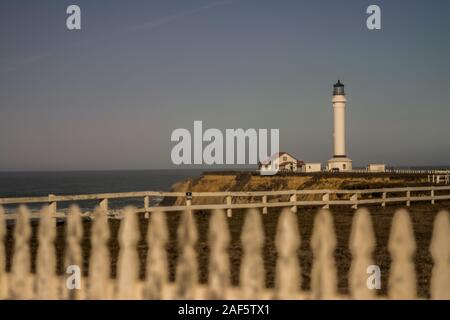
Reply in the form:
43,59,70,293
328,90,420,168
0,0,449,171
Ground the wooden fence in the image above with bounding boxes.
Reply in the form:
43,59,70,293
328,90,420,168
260,169,450,183
0,204,449,300
1,185,450,220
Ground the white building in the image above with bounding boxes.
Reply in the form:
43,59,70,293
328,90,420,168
259,152,304,173
327,80,353,172
367,164,386,172
301,163,322,172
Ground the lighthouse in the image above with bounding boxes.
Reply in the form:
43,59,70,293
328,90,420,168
327,80,352,171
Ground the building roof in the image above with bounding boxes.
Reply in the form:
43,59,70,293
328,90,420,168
334,80,344,87
259,151,303,165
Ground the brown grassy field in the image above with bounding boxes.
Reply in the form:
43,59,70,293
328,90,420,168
4,200,449,299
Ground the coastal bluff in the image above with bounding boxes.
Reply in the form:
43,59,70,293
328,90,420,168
162,171,430,206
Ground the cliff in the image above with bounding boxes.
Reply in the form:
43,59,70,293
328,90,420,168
162,171,430,206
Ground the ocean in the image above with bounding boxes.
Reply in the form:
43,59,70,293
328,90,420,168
0,170,202,213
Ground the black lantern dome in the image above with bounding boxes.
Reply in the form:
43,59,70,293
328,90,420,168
333,80,345,96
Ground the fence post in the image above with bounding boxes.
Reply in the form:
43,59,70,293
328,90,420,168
48,194,57,219
310,210,337,299
388,209,417,299
226,196,232,218
275,208,301,299
431,187,435,205
144,210,169,300
208,210,230,299
290,194,297,213
382,192,387,207
349,208,376,299
36,205,58,299
262,195,268,214
99,198,108,211
175,210,198,299
65,205,84,300
430,211,450,299
185,192,192,212
88,207,111,299
116,206,140,299
10,205,33,299
322,193,330,209
406,189,411,207
351,193,358,209
240,209,265,299
144,196,150,219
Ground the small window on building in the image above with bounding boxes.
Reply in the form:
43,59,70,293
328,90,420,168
343,164,346,169
283,156,287,161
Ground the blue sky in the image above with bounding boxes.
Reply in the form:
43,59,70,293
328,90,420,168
0,0,449,170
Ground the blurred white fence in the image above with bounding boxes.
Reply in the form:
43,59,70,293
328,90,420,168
0,205,449,300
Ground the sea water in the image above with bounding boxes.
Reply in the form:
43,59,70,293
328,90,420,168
0,169,202,213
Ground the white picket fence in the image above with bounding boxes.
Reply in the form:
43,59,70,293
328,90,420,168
0,204,449,300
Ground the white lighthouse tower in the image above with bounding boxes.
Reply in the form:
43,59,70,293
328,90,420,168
327,80,352,172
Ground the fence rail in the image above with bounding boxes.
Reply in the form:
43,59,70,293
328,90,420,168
1,186,450,220
0,205,449,300
259,169,450,181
